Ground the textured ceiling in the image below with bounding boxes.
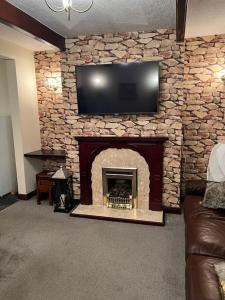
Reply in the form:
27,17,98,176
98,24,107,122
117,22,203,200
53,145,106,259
6,0,176,38
186,0,225,38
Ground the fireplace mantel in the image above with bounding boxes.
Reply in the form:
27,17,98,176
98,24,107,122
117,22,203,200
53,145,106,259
75,136,168,211
75,136,168,143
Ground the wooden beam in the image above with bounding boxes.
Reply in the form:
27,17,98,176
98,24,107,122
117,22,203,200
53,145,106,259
0,0,65,50
176,0,188,43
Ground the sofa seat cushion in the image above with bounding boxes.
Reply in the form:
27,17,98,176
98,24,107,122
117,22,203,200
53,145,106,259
186,255,222,300
184,195,225,225
186,216,225,259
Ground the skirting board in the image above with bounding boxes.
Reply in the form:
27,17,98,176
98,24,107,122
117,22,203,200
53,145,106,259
162,205,181,214
0,192,11,198
18,190,36,200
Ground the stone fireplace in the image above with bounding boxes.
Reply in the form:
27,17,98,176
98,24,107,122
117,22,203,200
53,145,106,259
71,136,167,225
91,147,150,210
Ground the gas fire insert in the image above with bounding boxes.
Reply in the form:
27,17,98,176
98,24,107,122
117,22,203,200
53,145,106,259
102,168,137,209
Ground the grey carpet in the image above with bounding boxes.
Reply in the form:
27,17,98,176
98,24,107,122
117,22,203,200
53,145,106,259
0,199,185,300
0,194,18,211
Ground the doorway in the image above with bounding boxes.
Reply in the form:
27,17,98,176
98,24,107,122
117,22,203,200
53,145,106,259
0,58,18,208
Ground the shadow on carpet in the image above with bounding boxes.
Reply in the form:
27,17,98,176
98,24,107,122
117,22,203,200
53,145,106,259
0,194,18,211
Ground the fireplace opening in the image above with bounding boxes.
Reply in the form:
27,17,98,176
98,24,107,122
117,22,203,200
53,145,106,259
102,168,137,209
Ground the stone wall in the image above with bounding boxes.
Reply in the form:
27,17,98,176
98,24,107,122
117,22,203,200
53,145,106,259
35,31,225,204
35,51,66,150
183,35,225,181
35,29,184,208
35,51,68,170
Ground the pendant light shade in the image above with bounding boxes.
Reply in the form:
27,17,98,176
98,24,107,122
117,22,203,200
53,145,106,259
45,0,94,20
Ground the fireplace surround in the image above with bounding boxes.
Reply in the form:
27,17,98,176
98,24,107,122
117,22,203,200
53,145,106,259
77,136,166,204
71,136,167,224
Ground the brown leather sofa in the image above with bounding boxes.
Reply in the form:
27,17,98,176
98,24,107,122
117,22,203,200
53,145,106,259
185,182,225,300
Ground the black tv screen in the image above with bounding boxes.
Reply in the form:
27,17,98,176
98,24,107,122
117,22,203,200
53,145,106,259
75,61,160,115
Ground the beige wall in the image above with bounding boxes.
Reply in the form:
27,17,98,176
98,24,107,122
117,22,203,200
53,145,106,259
0,39,41,194
0,60,17,194
0,60,10,116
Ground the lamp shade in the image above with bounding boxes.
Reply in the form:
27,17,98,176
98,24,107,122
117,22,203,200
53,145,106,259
52,166,71,179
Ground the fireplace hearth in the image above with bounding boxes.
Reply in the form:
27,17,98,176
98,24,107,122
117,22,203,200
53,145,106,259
103,168,137,210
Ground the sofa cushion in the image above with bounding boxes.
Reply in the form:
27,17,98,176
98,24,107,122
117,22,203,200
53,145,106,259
184,195,209,222
186,255,222,300
186,217,225,259
214,261,225,299
184,195,225,224
202,181,225,209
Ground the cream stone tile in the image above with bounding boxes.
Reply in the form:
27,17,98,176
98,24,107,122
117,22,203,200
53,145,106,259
91,148,150,209
71,205,163,224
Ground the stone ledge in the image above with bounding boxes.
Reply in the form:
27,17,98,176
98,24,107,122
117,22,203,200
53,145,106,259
71,205,164,225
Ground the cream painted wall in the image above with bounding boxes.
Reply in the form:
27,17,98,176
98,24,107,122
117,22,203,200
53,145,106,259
0,39,41,194
0,60,10,116
0,60,17,195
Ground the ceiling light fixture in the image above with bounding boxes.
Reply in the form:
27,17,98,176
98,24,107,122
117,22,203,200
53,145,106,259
44,0,94,20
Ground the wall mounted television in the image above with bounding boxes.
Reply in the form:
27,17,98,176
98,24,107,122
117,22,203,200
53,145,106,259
75,61,160,115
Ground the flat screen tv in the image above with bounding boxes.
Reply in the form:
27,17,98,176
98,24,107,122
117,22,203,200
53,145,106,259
75,61,160,115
